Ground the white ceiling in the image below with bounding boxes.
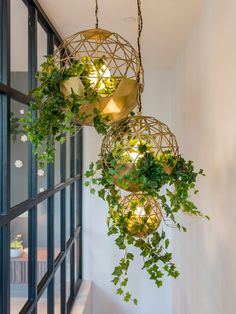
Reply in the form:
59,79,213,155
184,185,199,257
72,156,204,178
38,0,204,69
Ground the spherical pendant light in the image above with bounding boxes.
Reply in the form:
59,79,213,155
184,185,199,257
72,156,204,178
53,28,144,126
121,193,162,238
101,115,179,192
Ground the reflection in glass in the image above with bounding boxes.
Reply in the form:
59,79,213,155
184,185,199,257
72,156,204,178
66,253,71,302
66,187,71,242
37,288,47,314
37,22,48,72
37,157,48,194
75,238,80,283
37,201,48,283
54,140,61,186
54,192,61,259
75,181,81,228
54,267,61,313
10,101,28,207
66,133,71,179
10,0,28,93
10,213,28,314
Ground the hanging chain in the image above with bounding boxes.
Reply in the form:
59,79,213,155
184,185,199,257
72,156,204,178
95,0,99,28
137,0,143,114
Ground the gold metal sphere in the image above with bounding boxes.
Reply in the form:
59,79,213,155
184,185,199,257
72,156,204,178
101,115,179,191
54,28,144,125
121,193,162,238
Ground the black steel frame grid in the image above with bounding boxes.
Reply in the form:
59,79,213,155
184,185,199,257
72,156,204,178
0,0,83,313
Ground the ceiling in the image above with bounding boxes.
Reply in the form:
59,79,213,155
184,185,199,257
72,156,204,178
38,0,204,69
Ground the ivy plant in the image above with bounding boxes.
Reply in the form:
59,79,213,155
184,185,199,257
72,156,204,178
84,143,208,304
22,55,119,169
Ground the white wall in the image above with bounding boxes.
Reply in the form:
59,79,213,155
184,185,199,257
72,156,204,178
171,0,236,313
82,69,174,314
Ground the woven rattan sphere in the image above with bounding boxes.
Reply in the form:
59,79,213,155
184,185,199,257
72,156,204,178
54,28,144,125
121,193,162,238
101,115,179,191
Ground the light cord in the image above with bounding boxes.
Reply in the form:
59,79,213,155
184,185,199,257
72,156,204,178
95,0,99,28
137,0,143,113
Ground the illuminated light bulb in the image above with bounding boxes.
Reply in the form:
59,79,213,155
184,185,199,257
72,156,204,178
135,206,145,216
128,140,141,161
89,64,111,91
102,99,121,114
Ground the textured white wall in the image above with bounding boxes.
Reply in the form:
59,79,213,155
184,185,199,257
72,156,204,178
171,0,236,313
82,69,174,314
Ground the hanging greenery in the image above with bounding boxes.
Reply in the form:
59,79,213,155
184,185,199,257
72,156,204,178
85,144,208,303
22,55,118,168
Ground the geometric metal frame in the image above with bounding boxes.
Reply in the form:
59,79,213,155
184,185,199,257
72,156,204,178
0,1,83,314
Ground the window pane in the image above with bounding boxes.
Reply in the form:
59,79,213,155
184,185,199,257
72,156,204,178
37,22,48,73
10,101,29,207
66,186,71,241
54,267,61,314
10,0,28,93
37,200,48,283
10,213,28,314
54,192,61,259
66,133,71,179
37,158,48,194
75,181,81,228
75,237,81,282
66,253,71,302
54,140,61,186
37,288,47,314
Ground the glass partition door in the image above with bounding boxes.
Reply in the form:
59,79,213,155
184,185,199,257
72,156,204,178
0,1,83,313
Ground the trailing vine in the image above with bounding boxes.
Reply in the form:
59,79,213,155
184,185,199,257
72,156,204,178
22,55,119,168
85,144,208,304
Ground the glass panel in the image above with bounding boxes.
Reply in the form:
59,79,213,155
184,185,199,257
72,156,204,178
66,186,70,241
10,213,28,314
66,133,71,179
66,253,71,302
37,158,48,194
75,237,80,283
75,132,80,175
10,0,28,93
54,192,61,259
37,200,48,283
37,288,47,314
54,267,61,314
54,140,61,186
10,101,29,207
37,22,48,73
75,181,81,228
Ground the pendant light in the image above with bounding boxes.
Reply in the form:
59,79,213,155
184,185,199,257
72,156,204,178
54,0,144,126
121,193,162,238
101,0,179,193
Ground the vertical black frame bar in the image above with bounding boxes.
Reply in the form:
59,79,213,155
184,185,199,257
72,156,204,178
28,3,38,313
0,0,11,313
47,30,55,314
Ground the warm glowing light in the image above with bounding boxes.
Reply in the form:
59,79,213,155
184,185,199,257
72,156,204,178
135,206,145,216
128,140,142,161
89,64,111,91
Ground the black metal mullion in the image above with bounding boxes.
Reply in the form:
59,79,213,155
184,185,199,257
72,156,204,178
61,140,67,314
47,30,55,314
28,4,38,313
78,129,83,281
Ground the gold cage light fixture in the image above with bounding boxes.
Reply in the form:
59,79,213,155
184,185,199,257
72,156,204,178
121,193,162,238
101,115,179,192
53,0,144,126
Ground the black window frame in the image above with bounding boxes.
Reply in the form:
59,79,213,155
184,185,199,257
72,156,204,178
0,0,83,313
